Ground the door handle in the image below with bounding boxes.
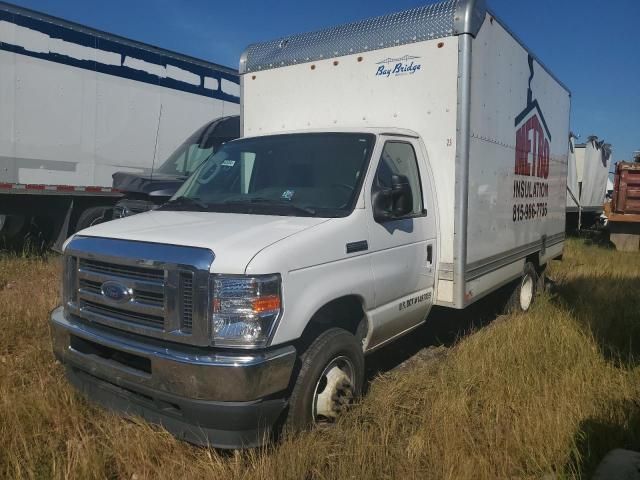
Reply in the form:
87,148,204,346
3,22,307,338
427,244,433,264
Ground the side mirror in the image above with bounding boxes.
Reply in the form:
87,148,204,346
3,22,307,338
391,174,413,217
373,174,413,222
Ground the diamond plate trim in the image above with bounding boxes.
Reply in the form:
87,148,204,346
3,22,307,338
243,0,461,73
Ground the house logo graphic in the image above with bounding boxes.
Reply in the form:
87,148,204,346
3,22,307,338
375,55,422,78
512,54,552,222
514,54,550,179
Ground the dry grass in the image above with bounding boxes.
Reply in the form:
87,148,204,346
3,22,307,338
1,237,639,479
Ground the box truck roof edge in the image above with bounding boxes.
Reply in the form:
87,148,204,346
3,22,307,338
238,0,569,93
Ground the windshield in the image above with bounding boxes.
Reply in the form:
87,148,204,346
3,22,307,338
156,117,239,176
165,133,375,217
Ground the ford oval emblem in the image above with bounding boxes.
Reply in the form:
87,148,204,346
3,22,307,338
100,281,133,303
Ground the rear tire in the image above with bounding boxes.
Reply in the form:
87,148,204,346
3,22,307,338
75,206,110,232
506,262,539,313
0,214,28,246
284,328,364,433
536,265,547,293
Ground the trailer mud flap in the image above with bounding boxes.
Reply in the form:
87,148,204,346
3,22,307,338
52,199,73,253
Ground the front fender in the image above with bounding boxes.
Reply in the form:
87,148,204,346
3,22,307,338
244,210,374,346
272,254,374,345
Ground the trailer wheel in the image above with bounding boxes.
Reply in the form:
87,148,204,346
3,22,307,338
75,206,110,232
1,215,24,239
283,328,364,433
506,262,539,313
0,215,29,249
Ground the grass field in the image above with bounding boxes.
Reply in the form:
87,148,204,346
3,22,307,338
1,237,639,479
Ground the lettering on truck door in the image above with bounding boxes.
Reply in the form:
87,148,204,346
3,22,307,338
366,138,436,349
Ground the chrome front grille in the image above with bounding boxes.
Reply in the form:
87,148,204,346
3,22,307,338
79,258,164,281
64,236,215,347
76,258,166,331
80,299,165,330
180,272,194,332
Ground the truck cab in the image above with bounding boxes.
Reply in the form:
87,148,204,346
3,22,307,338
51,128,438,447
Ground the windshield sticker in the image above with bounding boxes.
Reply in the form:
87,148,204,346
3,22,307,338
281,190,295,200
221,160,236,167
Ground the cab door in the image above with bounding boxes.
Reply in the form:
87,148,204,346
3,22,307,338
366,136,436,350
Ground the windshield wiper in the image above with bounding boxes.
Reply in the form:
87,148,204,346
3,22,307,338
223,197,317,216
160,196,209,211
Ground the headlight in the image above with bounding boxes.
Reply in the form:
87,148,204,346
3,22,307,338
211,274,282,348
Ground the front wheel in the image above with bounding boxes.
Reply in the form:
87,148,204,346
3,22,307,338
506,262,539,313
284,328,364,433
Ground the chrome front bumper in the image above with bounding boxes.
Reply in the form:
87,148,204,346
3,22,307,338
50,306,297,447
50,306,296,402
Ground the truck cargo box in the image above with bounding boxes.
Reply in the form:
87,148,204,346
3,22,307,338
240,0,570,307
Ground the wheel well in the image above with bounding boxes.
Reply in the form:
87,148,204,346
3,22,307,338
525,252,540,269
298,296,367,349
525,252,548,278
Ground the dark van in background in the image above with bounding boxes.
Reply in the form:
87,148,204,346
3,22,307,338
110,116,240,219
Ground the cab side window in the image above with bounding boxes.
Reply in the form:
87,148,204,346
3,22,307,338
374,141,424,216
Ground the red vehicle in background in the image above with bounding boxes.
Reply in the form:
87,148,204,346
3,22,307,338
607,158,640,251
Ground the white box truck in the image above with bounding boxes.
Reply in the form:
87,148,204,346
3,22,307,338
50,0,570,448
0,1,239,248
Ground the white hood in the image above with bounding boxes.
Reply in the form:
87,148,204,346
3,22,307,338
78,211,330,274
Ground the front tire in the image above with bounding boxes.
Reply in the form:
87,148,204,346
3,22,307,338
506,262,539,313
284,328,364,433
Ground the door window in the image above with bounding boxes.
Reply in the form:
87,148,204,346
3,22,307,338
373,141,423,216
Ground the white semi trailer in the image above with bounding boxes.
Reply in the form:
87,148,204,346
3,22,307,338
0,1,239,248
50,0,570,447
566,135,612,228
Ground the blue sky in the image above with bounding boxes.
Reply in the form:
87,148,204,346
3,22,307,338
13,0,640,163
